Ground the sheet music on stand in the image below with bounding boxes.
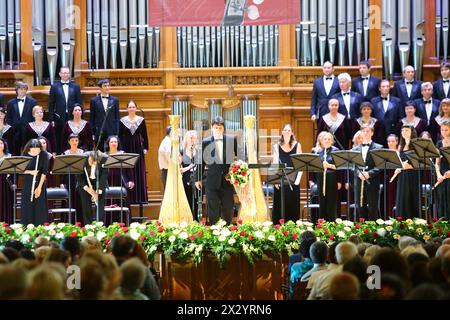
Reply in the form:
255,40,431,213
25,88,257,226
439,147,450,164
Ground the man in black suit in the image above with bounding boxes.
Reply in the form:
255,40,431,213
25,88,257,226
332,73,362,120
414,82,440,134
433,61,450,101
48,66,82,153
89,79,120,151
391,65,422,105
371,80,402,146
351,60,381,102
310,61,340,120
6,81,37,155
195,116,239,225
352,125,382,220
0,92,3,108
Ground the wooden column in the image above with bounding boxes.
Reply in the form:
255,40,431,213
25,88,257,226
368,0,383,77
423,0,437,66
74,0,89,83
19,0,34,84
277,24,296,67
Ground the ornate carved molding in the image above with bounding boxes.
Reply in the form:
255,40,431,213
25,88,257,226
177,75,280,86
0,78,24,88
85,77,163,87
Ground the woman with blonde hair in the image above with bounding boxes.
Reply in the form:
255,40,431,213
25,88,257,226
180,130,200,220
431,98,450,141
23,105,56,154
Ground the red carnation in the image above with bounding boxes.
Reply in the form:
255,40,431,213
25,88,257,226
274,224,280,230
237,219,243,225
149,231,155,236
359,218,365,223
70,231,77,238
4,228,11,234
113,232,120,237
231,225,238,231
156,221,161,226
2,223,8,227
428,224,434,229
105,239,111,245
81,227,85,232
119,223,125,227
75,222,81,227
355,224,361,229
318,218,325,224
396,216,403,221
323,229,328,234
240,231,246,237
438,228,443,234
35,233,39,237
373,232,379,239
447,231,450,238
234,180,239,185
316,224,322,229
157,227,164,233
363,228,369,234
190,235,196,241
140,236,146,241
432,217,438,223
122,227,128,233
248,235,254,241
329,234,335,240
43,222,49,226
283,230,289,236
201,219,207,225
292,233,298,240
242,171,247,177
279,219,285,224
399,224,405,229
197,231,203,237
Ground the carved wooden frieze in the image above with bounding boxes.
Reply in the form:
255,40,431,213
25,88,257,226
177,75,280,86
85,77,163,87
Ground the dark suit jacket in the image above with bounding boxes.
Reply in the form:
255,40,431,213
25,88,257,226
6,96,36,128
89,95,120,139
433,79,450,100
371,96,402,140
0,93,3,108
200,134,238,190
48,81,82,124
332,91,362,119
351,75,381,102
310,76,340,117
391,79,422,104
352,141,383,179
76,155,109,191
413,98,440,126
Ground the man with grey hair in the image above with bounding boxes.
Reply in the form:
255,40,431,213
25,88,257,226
332,73,362,120
392,65,423,105
301,241,329,282
308,241,358,300
413,82,440,133
398,236,417,251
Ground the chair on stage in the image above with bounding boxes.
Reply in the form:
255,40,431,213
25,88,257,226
301,184,319,222
47,188,76,224
104,186,131,226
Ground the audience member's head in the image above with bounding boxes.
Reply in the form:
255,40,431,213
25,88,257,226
441,252,450,282
348,235,362,245
44,248,72,267
398,236,416,251
78,258,107,300
35,246,51,264
0,252,9,265
309,241,328,264
424,240,441,258
27,264,65,300
328,242,339,264
81,236,103,252
1,248,20,262
5,240,24,252
436,244,450,258
370,248,409,282
401,244,428,259
376,273,406,300
343,255,369,283
61,236,81,262
329,272,360,300
120,258,148,295
0,265,28,299
429,257,446,284
406,283,444,300
363,245,381,264
299,231,317,259
357,243,372,257
19,249,36,261
110,236,136,263
335,242,358,265
442,238,450,246
34,236,50,249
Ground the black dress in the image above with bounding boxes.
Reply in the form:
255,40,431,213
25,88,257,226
316,146,339,221
181,148,199,221
395,151,421,219
272,142,300,224
436,140,450,220
0,154,13,224
61,120,94,152
23,122,57,154
21,151,49,225
318,114,351,150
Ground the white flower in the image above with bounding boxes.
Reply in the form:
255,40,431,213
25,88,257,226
377,228,386,237
21,234,31,243
253,221,261,228
55,232,64,240
254,231,264,239
385,226,393,232
138,224,147,230
337,231,345,238
212,230,220,236
220,228,231,237
263,221,273,227
172,229,180,235
179,232,188,240
56,223,65,229
180,221,188,229
169,235,176,243
149,245,158,253
414,218,427,225
218,220,227,227
344,227,351,232
384,220,393,225
291,242,299,250
96,231,106,241
15,228,23,236
218,235,227,242
26,224,35,230
296,220,303,226
87,231,95,237
262,226,270,233
10,223,23,230
343,220,354,227
130,222,140,229
335,218,343,224
228,238,236,245
242,244,249,251
268,235,276,242
195,245,203,254
307,227,314,232
130,229,140,240
303,222,313,227
49,229,56,236
376,219,385,225
95,221,104,227
85,224,94,230
168,223,178,228
188,244,197,251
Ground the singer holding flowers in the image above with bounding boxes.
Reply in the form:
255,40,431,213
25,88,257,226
435,121,450,220
21,139,49,225
181,130,200,221
271,124,302,224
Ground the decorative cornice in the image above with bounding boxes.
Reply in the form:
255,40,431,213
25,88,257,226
177,75,280,86
85,77,163,87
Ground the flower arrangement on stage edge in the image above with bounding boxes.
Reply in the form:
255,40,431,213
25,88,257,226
226,160,250,187
1,217,450,268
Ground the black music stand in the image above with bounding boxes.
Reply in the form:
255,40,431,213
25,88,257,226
369,149,403,220
440,147,450,164
52,155,87,224
411,138,441,219
104,153,140,222
0,156,31,223
331,150,365,221
290,153,323,221
265,164,297,221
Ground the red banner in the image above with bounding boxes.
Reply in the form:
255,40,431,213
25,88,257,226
148,0,300,26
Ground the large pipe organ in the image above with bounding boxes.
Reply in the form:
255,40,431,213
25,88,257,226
0,0,21,69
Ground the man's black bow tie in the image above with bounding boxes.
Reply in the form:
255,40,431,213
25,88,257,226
342,92,350,96
325,77,333,80
424,100,432,104
101,96,109,99
443,80,450,83
62,82,69,85
362,77,369,81
362,143,371,147
381,97,388,101
17,99,24,103
406,81,414,85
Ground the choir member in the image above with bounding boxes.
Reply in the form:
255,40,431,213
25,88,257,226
21,139,49,226
413,82,440,134
6,81,36,155
352,125,383,220
331,73,363,120
0,107,13,151
385,134,399,218
119,100,149,205
37,136,55,188
180,130,200,221
396,101,427,138
61,104,94,152
77,151,108,224
351,60,381,102
318,98,351,150
314,131,341,221
89,79,120,151
394,125,421,219
352,130,363,148
23,106,57,154
431,98,450,142
392,65,423,105
310,61,340,120
352,102,383,145
48,66,82,154
435,121,450,220
272,124,302,224
371,80,402,146
0,138,13,224
433,61,450,100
